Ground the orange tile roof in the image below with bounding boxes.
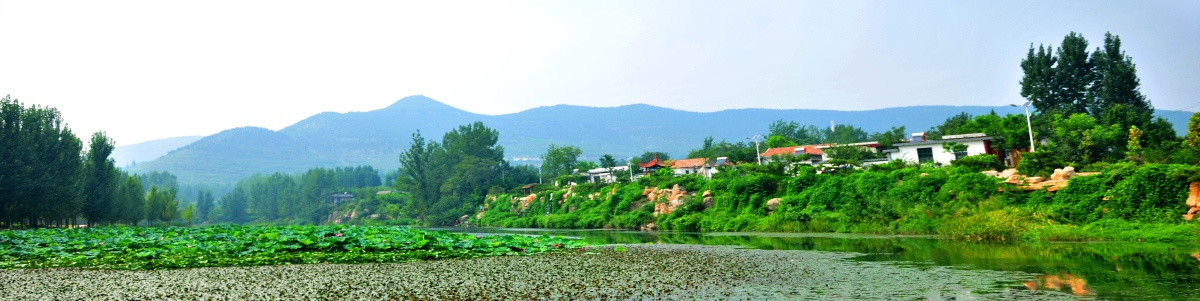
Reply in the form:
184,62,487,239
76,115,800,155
639,155,668,168
671,158,707,168
760,145,824,158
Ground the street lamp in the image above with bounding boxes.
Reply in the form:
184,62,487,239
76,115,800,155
627,157,634,181
746,135,762,164
1010,101,1036,152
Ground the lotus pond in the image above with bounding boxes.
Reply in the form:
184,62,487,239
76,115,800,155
434,227,1200,300
0,225,583,269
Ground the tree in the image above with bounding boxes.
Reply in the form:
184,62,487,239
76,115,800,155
1126,125,1144,163
196,190,214,223
637,151,670,163
0,96,84,227
1053,32,1093,116
82,132,118,226
181,203,196,225
541,144,582,179
765,135,798,148
145,187,179,222
599,154,617,171
769,120,822,145
870,126,907,148
114,175,145,225
1089,32,1153,129
396,131,438,219
575,160,599,172
221,186,249,223
686,137,757,163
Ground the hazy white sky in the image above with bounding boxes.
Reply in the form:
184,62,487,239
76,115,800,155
1,1,1197,146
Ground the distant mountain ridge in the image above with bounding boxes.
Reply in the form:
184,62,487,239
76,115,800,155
112,136,203,168
126,95,1195,185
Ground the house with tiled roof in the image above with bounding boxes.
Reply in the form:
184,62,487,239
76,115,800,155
638,154,669,175
760,145,827,164
670,158,708,176
761,141,885,165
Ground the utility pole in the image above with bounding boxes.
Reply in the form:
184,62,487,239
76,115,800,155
1012,101,1036,152
747,135,762,165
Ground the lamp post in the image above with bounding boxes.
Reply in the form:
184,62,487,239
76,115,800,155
627,157,634,181
746,135,762,164
1011,101,1036,152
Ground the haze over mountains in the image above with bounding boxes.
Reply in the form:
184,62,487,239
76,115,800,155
124,95,1195,185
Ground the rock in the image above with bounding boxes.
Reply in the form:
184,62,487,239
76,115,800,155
702,190,714,209
1185,182,1200,221
519,194,537,212
765,198,782,212
1004,175,1022,185
653,185,689,216
456,215,470,225
998,168,1017,179
640,223,657,231
1026,177,1045,184
981,170,1001,177
1050,167,1076,181
1187,182,1200,207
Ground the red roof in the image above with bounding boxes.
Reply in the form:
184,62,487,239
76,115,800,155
670,158,707,169
760,145,824,158
639,154,668,168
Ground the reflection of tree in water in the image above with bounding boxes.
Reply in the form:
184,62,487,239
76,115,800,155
1024,273,1094,296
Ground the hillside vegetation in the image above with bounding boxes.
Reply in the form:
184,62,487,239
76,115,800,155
474,161,1200,242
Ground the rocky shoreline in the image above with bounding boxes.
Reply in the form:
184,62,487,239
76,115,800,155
0,244,1073,300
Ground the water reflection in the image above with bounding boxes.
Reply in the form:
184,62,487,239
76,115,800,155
429,227,1200,300
1025,273,1093,296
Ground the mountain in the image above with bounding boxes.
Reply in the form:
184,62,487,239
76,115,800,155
128,95,1196,185
112,135,203,168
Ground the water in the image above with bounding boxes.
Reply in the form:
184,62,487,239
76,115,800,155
429,227,1200,300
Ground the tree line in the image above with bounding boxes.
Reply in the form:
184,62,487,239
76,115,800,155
0,96,185,228
215,166,382,224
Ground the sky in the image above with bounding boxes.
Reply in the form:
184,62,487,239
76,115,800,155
1,1,1198,146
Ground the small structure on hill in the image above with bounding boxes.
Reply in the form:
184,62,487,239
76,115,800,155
639,154,669,175
330,192,354,205
890,132,998,165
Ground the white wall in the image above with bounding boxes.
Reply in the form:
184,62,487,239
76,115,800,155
892,139,989,165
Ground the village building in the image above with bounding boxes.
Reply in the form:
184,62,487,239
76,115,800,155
639,154,669,175
760,145,826,164
888,132,997,165
330,192,354,204
670,158,708,176
583,165,631,183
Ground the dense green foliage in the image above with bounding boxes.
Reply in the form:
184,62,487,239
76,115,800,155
0,225,583,270
474,161,1200,242
216,166,383,225
394,122,539,226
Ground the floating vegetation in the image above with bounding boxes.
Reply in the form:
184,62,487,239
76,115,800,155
0,225,584,270
0,244,1073,300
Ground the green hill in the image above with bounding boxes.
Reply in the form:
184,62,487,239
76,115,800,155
128,95,1195,186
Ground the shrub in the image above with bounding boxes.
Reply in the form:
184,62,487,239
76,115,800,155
950,154,1003,172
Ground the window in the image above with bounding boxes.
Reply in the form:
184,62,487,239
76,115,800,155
917,147,934,163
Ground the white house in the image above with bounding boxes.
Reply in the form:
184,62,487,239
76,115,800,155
889,133,996,165
670,157,728,178
583,166,631,183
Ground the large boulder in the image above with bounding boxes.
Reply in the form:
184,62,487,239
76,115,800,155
765,198,782,213
1185,182,1200,221
702,190,714,209
1050,166,1076,181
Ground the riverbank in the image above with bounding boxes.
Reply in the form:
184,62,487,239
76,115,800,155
473,162,1200,243
0,244,1072,300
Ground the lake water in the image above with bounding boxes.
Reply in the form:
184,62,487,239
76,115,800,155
430,227,1200,300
